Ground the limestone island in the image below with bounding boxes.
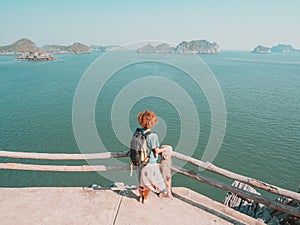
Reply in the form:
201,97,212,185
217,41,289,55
271,44,298,53
137,39,220,54
252,43,299,54
251,45,271,54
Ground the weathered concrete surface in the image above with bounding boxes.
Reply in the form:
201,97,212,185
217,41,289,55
0,187,264,225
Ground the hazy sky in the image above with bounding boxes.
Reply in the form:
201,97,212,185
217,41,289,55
1,0,299,50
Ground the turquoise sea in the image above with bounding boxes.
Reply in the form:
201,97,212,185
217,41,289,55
0,51,299,202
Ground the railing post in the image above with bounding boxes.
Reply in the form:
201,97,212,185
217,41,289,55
160,146,173,197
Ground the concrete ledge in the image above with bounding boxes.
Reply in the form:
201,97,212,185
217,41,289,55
0,187,264,225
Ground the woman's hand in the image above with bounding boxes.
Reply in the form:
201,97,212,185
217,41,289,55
161,145,171,150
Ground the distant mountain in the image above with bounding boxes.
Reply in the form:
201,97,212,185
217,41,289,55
42,44,68,54
42,42,90,54
137,43,175,53
0,38,38,54
0,38,90,55
137,40,220,54
67,42,90,53
271,44,297,53
251,45,271,54
90,45,120,52
252,43,299,54
155,43,175,53
137,44,156,53
175,40,220,54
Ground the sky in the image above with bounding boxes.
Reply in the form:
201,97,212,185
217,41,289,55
0,0,300,50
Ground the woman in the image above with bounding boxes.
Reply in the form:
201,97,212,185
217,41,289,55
136,110,171,203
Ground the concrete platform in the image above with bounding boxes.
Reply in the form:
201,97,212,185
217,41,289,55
0,187,264,225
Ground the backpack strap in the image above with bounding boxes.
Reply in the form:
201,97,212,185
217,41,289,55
143,130,151,152
143,130,151,137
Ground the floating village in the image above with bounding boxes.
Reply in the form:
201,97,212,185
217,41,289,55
17,49,58,61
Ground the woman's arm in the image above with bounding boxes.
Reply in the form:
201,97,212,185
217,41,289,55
153,145,171,154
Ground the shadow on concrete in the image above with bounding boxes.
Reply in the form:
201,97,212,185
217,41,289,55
113,189,140,202
173,193,246,225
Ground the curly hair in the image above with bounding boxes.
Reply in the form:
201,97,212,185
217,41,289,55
137,110,158,129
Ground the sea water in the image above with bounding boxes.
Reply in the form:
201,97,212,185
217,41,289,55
0,51,299,202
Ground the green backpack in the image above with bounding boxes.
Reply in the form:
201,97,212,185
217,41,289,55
129,128,151,167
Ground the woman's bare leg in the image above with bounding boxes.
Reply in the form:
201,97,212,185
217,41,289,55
143,189,151,203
